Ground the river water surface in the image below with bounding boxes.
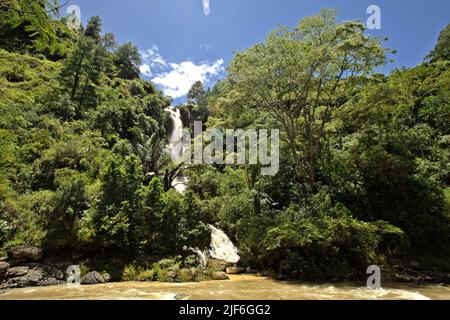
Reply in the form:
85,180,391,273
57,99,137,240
1,275,449,300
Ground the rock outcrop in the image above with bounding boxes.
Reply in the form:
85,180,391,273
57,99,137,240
80,271,106,285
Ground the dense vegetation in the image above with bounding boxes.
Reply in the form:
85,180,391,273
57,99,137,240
0,1,211,268
181,11,450,279
0,2,449,281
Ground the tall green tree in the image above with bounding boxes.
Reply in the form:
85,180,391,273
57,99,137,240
228,9,388,190
113,42,141,80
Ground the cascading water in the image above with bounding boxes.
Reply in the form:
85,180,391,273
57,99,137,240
165,107,240,267
165,107,188,193
208,226,240,263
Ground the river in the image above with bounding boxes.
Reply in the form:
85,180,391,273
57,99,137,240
0,275,449,300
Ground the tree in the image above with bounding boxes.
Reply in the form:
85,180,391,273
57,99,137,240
188,81,208,107
59,30,109,113
113,42,141,80
84,15,102,43
427,24,450,62
0,0,70,54
228,9,388,190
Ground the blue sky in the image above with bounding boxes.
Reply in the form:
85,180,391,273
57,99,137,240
67,0,450,102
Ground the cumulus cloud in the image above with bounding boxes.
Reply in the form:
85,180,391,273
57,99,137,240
140,46,225,99
152,59,224,99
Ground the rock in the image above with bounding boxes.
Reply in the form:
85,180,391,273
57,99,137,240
211,271,229,280
39,278,64,287
81,271,106,285
226,266,246,275
7,266,29,277
101,272,111,282
207,259,232,272
21,263,65,280
7,245,43,262
6,269,45,287
0,256,7,262
0,262,10,278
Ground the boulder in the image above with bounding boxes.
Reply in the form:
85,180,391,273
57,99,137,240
211,271,229,281
225,266,246,275
80,271,106,285
8,245,43,262
0,262,9,277
207,259,232,272
7,266,29,277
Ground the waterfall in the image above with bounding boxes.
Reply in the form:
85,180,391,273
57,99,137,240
165,107,188,193
208,226,240,263
165,107,240,267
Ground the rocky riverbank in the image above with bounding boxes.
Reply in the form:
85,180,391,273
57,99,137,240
1,245,449,291
0,245,246,290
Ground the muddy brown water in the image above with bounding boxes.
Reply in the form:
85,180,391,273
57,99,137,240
0,275,449,300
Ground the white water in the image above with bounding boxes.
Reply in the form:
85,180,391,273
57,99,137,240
165,107,188,193
208,226,240,263
165,107,240,266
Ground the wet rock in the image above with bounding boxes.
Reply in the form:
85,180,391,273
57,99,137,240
81,271,106,285
207,259,232,272
7,245,43,262
211,271,229,280
7,266,29,277
0,262,9,277
226,266,245,275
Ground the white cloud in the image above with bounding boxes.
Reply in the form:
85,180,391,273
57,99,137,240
152,59,224,99
140,46,168,70
140,46,225,99
139,64,152,77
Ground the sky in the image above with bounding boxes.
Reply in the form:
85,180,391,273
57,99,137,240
67,0,450,103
